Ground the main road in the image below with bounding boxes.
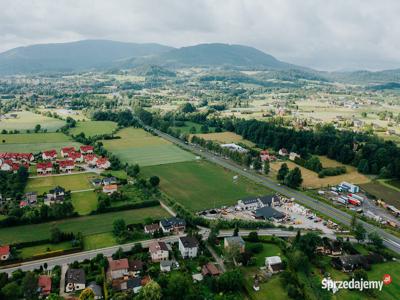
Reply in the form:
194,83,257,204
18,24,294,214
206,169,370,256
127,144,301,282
147,126,400,253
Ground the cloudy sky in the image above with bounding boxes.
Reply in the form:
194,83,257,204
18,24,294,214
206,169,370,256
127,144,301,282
1,0,400,71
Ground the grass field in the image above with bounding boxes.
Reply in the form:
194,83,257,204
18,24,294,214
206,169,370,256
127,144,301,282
71,191,98,215
171,121,217,134
102,127,195,167
360,181,400,208
270,158,370,189
191,131,255,147
0,111,65,132
19,241,74,259
0,132,81,153
142,160,271,211
70,121,118,137
83,232,116,250
25,173,95,194
0,206,169,244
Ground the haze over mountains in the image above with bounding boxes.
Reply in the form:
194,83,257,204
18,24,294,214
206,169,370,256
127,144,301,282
0,39,399,85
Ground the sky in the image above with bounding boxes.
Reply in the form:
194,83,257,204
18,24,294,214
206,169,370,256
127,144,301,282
1,0,400,71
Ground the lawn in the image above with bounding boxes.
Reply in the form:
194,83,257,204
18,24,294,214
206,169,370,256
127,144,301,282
83,232,116,250
0,132,81,153
69,121,118,137
0,111,65,132
247,241,282,267
19,241,74,259
142,160,271,211
360,181,400,208
191,131,255,147
244,271,287,300
0,206,169,244
25,173,95,194
71,191,98,215
102,127,195,166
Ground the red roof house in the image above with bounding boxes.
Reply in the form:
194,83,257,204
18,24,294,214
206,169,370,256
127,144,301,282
0,152,33,162
80,145,94,154
61,147,76,157
37,162,53,175
67,151,83,163
84,154,98,166
42,149,57,160
0,245,10,261
38,275,52,296
58,160,75,173
96,157,111,169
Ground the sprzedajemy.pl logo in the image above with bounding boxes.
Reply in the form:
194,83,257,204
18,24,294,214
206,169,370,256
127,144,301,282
321,274,392,294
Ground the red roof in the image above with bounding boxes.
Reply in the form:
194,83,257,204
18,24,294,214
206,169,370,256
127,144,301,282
80,145,94,152
84,154,98,162
96,157,109,165
62,146,75,153
108,258,129,271
58,160,75,167
43,150,57,157
0,152,33,160
37,162,53,169
67,151,82,159
38,275,52,294
0,245,10,256
19,201,28,208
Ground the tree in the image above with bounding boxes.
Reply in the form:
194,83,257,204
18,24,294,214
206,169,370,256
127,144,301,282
200,124,209,133
243,154,253,167
1,282,21,300
50,226,62,243
127,164,140,178
277,163,289,181
357,159,370,174
189,126,197,134
112,219,126,237
354,223,366,243
253,159,262,172
263,160,270,175
283,167,303,188
248,231,259,242
79,288,95,300
216,269,244,293
180,103,196,113
138,280,162,300
368,232,383,249
22,271,38,300
149,176,160,187
34,124,41,133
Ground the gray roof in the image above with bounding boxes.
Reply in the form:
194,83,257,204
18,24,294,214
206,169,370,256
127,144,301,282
225,236,245,247
259,195,278,206
179,236,199,248
88,282,102,297
127,277,141,289
240,197,259,205
255,206,284,220
160,217,186,229
66,268,85,285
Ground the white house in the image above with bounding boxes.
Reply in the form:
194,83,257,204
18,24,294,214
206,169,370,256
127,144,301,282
65,268,85,293
289,152,300,161
179,236,199,258
107,258,129,280
265,256,283,274
42,150,57,160
149,241,169,262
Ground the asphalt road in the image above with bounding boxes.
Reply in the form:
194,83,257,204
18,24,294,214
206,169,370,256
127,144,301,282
149,126,400,254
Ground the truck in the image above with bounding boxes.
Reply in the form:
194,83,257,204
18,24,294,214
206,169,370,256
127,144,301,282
336,197,347,205
348,198,361,206
348,193,364,202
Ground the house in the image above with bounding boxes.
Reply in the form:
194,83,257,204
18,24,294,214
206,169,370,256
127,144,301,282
260,150,276,162
61,147,76,157
36,162,53,175
112,277,142,294
0,152,34,162
224,236,245,253
65,268,86,292
192,273,204,282
103,184,118,194
129,260,144,277
160,217,186,233
38,275,52,297
278,148,288,156
179,236,199,258
19,200,29,208
332,255,367,272
91,178,103,186
289,152,300,161
202,263,221,277
237,197,262,210
265,256,283,274
0,245,10,260
45,186,65,204
42,149,57,160
88,282,103,299
107,257,129,280
67,151,83,163
80,145,94,154
316,239,342,256
25,192,37,205
0,159,26,173
259,195,280,207
96,157,111,169
254,206,285,221
84,154,98,166
160,260,173,272
58,160,75,173
149,241,169,262
102,177,117,186
144,223,160,234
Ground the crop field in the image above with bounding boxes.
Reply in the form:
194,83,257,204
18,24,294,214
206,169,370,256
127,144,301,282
71,191,98,215
25,173,95,194
270,159,370,189
0,111,65,132
360,181,400,208
102,127,195,166
191,131,256,147
142,160,271,211
69,120,118,137
0,206,169,244
0,132,81,153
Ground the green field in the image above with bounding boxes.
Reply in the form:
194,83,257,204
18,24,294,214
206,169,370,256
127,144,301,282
70,121,118,137
0,111,65,132
83,232,117,250
71,191,98,215
171,121,217,134
0,132,81,153
26,173,95,194
360,181,400,208
142,160,271,211
102,127,195,166
19,241,74,259
0,206,169,244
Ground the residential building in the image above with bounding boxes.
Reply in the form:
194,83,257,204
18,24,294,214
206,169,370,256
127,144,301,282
224,236,245,253
107,257,129,280
61,147,75,157
65,268,86,292
84,154,98,166
278,148,288,156
0,245,10,260
112,277,142,294
25,192,37,205
58,160,75,173
38,275,52,297
289,152,300,161
67,151,83,163
42,149,57,160
237,197,262,210
0,152,34,162
45,186,65,204
80,145,94,154
36,162,53,175
88,282,103,299
144,223,160,234
160,260,173,272
202,263,221,277
179,236,199,258
260,150,276,162
149,241,169,262
102,177,117,186
129,260,143,277
103,184,118,194
265,256,283,273
96,157,111,169
159,217,186,233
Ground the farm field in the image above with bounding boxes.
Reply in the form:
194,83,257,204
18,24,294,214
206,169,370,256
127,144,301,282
71,191,98,215
142,160,271,211
360,181,400,208
25,172,95,194
69,120,118,137
191,131,256,147
0,206,169,244
102,127,195,166
0,132,81,153
171,121,217,134
270,158,370,189
0,111,65,132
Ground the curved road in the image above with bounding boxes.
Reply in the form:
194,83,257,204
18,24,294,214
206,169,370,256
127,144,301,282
149,126,400,253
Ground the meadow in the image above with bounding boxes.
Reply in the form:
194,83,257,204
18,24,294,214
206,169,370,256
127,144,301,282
71,191,98,215
0,206,169,244
142,160,271,211
171,121,217,134
191,131,256,147
102,127,195,166
0,111,65,132
69,120,118,137
25,173,95,194
19,241,74,259
360,181,400,208
0,132,81,153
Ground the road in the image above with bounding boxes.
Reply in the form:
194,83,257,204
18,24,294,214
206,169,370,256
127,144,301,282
147,126,400,253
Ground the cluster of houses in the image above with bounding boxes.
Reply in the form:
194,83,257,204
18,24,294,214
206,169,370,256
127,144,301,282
256,148,300,164
0,152,32,172
236,195,286,222
92,176,118,194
